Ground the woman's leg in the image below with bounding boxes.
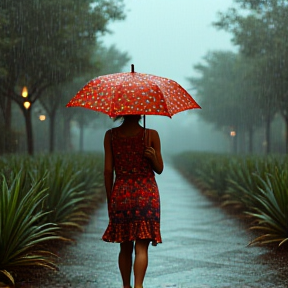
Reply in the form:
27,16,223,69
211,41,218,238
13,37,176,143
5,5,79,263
134,239,150,288
119,241,134,288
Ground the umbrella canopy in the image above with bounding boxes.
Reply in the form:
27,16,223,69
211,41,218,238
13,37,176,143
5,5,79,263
66,64,201,117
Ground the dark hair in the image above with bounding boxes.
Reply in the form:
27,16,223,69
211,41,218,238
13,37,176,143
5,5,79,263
113,115,142,122
113,116,124,122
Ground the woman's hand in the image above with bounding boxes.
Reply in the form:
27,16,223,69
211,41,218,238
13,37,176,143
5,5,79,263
144,140,163,175
144,146,157,161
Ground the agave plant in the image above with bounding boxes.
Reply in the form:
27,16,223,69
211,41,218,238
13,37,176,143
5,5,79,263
174,152,231,199
248,169,288,246
196,155,232,198
0,153,104,284
0,153,104,232
0,172,65,283
223,157,263,211
173,152,288,247
38,154,104,231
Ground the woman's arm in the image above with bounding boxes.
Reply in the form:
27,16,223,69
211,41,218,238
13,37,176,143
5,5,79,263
144,129,164,174
104,130,114,202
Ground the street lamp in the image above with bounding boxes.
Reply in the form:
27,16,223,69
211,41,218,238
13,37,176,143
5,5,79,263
22,86,28,98
22,86,31,110
230,130,236,137
39,114,46,121
23,101,31,109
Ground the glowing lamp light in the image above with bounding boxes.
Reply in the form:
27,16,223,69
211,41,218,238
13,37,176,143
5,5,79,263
230,130,236,137
23,101,31,110
22,86,28,98
39,114,46,121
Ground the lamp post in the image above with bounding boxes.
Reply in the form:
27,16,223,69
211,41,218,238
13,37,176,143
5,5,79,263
230,128,237,154
22,86,34,155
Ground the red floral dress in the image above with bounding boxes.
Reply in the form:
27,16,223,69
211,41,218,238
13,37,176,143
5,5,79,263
102,128,162,246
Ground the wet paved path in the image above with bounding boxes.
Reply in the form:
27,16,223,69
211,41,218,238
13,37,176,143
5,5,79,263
37,165,286,288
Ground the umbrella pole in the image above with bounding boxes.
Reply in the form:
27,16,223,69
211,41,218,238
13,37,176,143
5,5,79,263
143,115,147,146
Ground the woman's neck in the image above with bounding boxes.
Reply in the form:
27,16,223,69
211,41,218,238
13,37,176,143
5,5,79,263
119,116,143,136
121,120,141,129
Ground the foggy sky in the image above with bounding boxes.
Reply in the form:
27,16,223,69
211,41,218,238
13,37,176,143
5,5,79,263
103,0,236,88
84,0,238,154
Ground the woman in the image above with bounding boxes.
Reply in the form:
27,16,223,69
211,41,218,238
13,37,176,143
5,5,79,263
102,115,163,288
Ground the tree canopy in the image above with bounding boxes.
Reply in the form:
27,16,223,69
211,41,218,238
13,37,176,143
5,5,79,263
0,0,128,154
190,0,288,153
0,0,125,102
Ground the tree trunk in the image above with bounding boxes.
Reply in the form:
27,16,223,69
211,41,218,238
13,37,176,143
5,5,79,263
79,121,84,152
5,94,12,129
0,95,12,154
63,117,72,151
234,135,238,154
49,112,55,153
264,116,271,154
248,126,253,154
4,97,12,153
230,134,237,154
23,107,34,155
284,116,288,154
238,128,246,153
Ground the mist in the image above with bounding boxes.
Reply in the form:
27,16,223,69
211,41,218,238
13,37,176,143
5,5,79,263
70,0,235,155
2,1,288,285
71,113,228,157
4,0,285,155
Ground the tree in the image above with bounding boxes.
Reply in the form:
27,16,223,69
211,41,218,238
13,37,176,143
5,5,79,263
94,44,131,75
0,0,125,155
39,43,130,152
214,0,288,153
189,51,263,153
67,44,131,151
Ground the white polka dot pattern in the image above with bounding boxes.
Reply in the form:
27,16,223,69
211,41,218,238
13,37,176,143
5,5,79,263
66,72,201,117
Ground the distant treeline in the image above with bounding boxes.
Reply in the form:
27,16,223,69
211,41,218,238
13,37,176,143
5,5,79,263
188,1,288,154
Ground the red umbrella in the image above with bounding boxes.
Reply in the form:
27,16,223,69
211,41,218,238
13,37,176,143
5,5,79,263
66,64,201,123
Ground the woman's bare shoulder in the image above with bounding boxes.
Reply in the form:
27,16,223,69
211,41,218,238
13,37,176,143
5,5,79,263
104,129,113,140
146,129,160,146
147,129,159,137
